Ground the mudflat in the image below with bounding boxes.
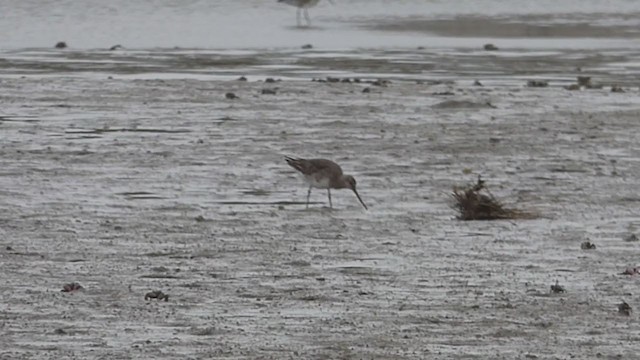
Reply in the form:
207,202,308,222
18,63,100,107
1,42,640,359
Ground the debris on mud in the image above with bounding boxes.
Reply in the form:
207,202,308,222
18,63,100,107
145,290,169,301
473,80,483,86
61,282,83,292
225,92,238,100
484,43,499,51
301,44,313,49
451,176,536,220
54,41,67,49
620,267,639,275
527,80,548,88
564,84,580,91
624,234,638,242
237,76,247,81
550,280,565,294
618,301,632,316
580,241,596,250
265,78,279,83
109,44,123,51
362,87,371,93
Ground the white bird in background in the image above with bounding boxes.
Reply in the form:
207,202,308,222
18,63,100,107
278,0,334,27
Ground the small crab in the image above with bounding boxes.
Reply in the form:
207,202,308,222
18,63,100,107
621,267,639,276
618,301,632,316
580,241,596,250
145,290,169,302
61,282,83,292
550,280,565,294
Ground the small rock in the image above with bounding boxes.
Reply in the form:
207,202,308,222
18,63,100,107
618,301,632,316
109,44,123,51
265,78,277,83
53,328,67,335
341,78,351,83
624,234,638,242
580,241,596,250
55,41,67,49
611,85,625,93
225,92,238,100
61,282,83,292
565,84,580,91
301,44,313,49
145,290,169,301
550,280,565,293
527,80,548,88
194,215,206,222
362,87,371,93
6,245,13,251
473,80,483,86
371,79,390,87
237,76,247,81
586,83,604,89
483,43,498,51
326,77,340,83
576,76,591,86
261,88,277,95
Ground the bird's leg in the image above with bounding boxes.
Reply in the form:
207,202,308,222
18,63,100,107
327,188,332,208
304,8,311,26
306,185,312,209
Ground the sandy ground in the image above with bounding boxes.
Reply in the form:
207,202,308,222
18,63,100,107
2,31,640,359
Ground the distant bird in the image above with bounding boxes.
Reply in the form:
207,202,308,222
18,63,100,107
285,156,368,210
278,0,333,27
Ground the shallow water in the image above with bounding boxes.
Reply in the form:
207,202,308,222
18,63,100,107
2,0,640,49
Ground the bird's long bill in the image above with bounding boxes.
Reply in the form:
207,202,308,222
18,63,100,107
352,188,368,210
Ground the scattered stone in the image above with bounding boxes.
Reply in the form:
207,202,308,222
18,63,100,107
624,234,638,242
484,43,498,51
194,215,206,222
301,44,313,49
618,301,632,316
326,77,340,83
527,80,548,88
353,78,361,83
55,41,67,49
565,84,580,91
61,282,83,292
621,267,639,275
237,76,247,81
473,80,483,86
432,91,455,96
577,76,591,87
371,79,390,87
261,88,277,95
580,241,596,250
53,328,67,335
550,280,565,294
341,78,351,83
611,85,625,93
109,44,123,51
362,87,371,93
265,78,277,83
6,245,12,251
145,290,169,301
586,83,604,89
225,92,238,100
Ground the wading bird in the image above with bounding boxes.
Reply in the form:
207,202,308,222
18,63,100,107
285,156,368,210
278,0,333,27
